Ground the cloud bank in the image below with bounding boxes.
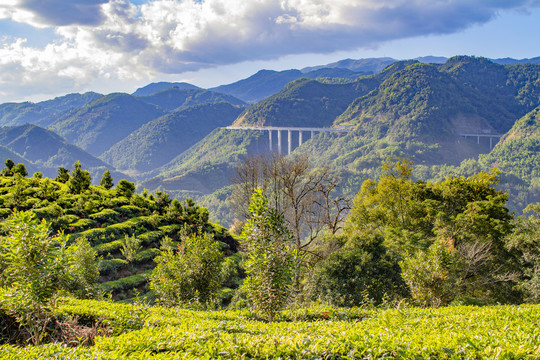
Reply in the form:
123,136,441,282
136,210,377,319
0,0,539,101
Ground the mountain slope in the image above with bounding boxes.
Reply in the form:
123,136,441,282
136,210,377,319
132,82,200,96
101,103,244,173
479,105,540,182
136,88,246,112
0,124,123,180
210,68,367,103
232,77,377,127
0,92,103,127
48,93,165,156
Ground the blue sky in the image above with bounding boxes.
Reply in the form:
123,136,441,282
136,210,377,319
0,0,539,103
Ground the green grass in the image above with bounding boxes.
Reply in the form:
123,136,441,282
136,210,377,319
2,298,540,359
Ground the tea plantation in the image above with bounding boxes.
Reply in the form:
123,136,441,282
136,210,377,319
2,297,540,359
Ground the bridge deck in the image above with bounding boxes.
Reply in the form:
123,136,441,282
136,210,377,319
224,126,350,132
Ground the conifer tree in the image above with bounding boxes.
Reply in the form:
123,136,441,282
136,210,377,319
100,169,114,189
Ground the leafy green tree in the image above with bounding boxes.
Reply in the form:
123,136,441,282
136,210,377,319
1,159,15,176
68,161,91,194
150,231,224,307
12,163,27,177
307,233,409,306
100,169,114,190
6,174,27,209
0,212,71,344
346,159,518,305
241,188,295,321
506,203,540,302
116,179,135,198
67,237,101,299
155,190,171,210
55,166,70,183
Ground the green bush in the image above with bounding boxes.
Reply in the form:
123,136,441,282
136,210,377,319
68,218,98,232
307,233,409,306
100,258,129,276
89,208,120,225
101,271,151,293
30,204,63,220
94,239,124,256
78,228,107,244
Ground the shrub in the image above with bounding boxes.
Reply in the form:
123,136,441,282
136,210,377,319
89,209,120,225
307,233,409,306
241,189,295,321
150,232,224,307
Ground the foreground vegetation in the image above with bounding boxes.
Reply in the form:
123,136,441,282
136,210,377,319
1,157,540,357
2,298,540,359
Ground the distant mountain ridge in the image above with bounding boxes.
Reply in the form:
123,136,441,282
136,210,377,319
0,123,125,180
0,92,103,128
0,55,538,220
132,82,200,96
48,93,165,156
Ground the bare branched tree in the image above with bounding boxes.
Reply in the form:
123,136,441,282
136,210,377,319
231,153,351,252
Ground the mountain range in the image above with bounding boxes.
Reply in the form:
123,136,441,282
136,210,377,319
0,55,539,223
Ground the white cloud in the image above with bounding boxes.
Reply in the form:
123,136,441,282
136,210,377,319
1,0,540,102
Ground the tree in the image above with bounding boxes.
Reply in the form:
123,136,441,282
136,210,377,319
506,203,540,302
346,159,518,305
1,159,15,176
0,211,100,344
12,163,27,177
100,169,114,190
307,233,408,306
68,161,91,194
241,188,295,321
231,153,350,292
150,231,224,307
55,166,70,183
116,179,135,198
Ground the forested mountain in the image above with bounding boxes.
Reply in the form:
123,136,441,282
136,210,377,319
132,81,200,96
479,105,540,183
210,67,368,103
48,93,165,156
136,87,246,112
0,92,102,127
101,102,244,173
0,56,538,222
0,124,123,180
137,57,540,221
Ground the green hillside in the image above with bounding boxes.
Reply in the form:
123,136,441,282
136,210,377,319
233,77,376,127
101,103,244,173
140,128,263,198
141,57,540,221
136,87,246,112
0,92,102,127
48,93,165,156
132,81,200,96
0,124,122,180
479,105,540,183
0,169,235,301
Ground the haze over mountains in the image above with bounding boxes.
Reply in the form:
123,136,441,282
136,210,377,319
0,55,539,222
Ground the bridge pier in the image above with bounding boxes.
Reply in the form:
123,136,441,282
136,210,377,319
268,130,273,152
277,130,282,154
299,131,303,146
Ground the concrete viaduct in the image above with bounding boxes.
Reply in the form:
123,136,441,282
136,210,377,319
457,132,503,149
224,126,502,154
224,126,350,154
